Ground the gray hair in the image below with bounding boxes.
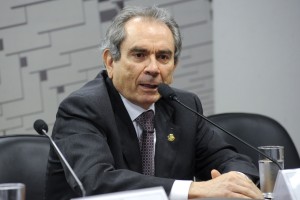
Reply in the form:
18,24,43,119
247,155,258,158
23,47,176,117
100,6,182,65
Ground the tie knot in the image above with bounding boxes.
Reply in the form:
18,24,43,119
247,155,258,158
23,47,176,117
135,110,154,133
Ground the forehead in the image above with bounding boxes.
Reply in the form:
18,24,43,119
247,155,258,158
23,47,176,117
125,17,172,35
121,17,175,50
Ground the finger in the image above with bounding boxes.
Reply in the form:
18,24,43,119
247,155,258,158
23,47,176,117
221,172,263,199
232,179,264,199
239,185,263,199
211,169,221,179
235,173,263,198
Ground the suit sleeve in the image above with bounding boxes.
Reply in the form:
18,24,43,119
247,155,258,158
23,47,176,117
190,94,259,181
47,93,175,198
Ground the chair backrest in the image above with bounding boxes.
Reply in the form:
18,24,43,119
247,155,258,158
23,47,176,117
207,113,300,169
0,135,50,200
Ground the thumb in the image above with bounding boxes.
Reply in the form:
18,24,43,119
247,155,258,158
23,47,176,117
211,169,222,179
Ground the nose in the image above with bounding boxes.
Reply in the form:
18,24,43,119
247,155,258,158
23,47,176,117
145,55,159,76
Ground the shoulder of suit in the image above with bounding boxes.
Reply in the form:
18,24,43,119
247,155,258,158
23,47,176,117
69,71,107,98
59,71,110,109
172,87,198,99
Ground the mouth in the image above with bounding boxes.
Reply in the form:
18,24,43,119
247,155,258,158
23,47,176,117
139,83,158,90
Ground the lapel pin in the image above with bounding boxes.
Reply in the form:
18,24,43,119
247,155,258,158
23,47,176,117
167,133,175,142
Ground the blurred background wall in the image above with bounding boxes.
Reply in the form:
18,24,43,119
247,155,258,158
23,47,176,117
213,0,300,153
0,0,213,134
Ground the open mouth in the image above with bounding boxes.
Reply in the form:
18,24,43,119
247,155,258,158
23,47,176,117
140,84,158,89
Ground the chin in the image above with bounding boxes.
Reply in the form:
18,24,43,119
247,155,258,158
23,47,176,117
138,97,158,109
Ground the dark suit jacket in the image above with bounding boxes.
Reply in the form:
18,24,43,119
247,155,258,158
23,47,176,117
45,70,258,200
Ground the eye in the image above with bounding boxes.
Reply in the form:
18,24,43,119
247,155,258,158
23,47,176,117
135,53,145,58
131,52,147,62
157,54,171,63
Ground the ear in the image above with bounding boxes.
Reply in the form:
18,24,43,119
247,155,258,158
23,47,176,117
102,49,114,78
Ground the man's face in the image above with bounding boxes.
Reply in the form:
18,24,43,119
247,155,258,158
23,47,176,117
104,17,176,109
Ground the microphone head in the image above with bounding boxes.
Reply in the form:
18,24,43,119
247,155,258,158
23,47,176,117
33,119,48,135
158,83,177,100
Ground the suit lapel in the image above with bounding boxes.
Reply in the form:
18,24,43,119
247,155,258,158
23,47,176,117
154,100,181,178
105,77,142,173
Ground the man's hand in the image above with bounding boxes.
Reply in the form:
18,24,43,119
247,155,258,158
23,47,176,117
188,169,263,199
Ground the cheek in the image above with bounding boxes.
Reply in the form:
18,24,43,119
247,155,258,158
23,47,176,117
125,63,143,80
161,67,175,83
117,66,139,88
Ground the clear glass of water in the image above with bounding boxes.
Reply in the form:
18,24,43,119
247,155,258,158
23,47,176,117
258,146,284,199
0,183,25,200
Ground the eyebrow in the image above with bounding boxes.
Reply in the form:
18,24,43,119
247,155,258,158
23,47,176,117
157,50,172,56
128,47,173,55
128,47,148,54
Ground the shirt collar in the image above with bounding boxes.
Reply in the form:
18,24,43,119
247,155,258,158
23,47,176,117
120,94,155,121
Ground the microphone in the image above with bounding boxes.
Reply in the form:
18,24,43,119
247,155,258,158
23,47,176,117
158,83,283,170
33,119,86,197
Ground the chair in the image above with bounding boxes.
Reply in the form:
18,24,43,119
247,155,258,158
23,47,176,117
0,135,50,200
207,113,300,169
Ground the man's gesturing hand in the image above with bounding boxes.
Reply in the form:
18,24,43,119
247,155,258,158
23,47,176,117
188,169,263,199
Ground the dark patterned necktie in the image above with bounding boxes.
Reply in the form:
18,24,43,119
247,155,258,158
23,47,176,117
135,110,155,176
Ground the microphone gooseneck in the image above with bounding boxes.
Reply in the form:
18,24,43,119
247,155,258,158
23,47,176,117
157,84,283,170
33,119,86,197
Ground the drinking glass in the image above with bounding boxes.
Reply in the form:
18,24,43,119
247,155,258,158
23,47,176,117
258,146,284,199
0,183,25,200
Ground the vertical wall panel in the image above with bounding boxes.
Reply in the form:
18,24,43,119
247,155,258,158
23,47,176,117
213,0,300,153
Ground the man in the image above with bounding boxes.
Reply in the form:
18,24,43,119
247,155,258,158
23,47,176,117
45,6,263,200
